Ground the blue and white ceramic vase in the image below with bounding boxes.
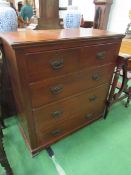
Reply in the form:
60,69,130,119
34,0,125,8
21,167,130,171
0,0,17,32
63,6,81,29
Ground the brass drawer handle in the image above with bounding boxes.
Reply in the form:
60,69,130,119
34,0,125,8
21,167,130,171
96,51,106,60
85,113,93,119
89,95,97,101
51,110,63,118
50,59,64,70
51,129,62,136
50,85,63,94
92,73,100,81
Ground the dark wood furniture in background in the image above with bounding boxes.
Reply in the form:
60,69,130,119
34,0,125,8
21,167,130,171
0,42,16,119
36,0,61,29
0,44,14,175
80,21,94,28
93,0,113,30
0,28,124,155
0,126,13,175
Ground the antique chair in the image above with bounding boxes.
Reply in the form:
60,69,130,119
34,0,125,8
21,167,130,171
111,54,131,107
116,54,131,107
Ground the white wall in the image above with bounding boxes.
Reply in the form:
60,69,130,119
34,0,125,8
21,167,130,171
59,0,95,21
72,0,95,21
107,0,131,33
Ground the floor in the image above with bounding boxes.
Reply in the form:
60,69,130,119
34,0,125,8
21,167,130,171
0,101,131,175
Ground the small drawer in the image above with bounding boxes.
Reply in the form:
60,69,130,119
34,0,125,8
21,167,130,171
36,111,102,147
30,64,114,108
26,47,81,82
33,83,109,145
26,42,119,82
36,125,66,146
80,42,120,68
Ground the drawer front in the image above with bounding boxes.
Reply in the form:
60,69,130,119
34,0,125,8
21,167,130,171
81,42,119,67
26,43,119,82
30,64,114,108
33,83,109,145
36,113,102,147
26,47,80,82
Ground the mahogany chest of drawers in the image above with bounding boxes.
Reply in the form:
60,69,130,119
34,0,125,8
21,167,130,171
0,28,124,155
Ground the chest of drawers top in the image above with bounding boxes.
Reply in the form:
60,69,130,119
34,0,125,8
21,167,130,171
1,28,124,47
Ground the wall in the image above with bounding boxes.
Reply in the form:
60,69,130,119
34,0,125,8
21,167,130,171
59,0,95,21
107,0,131,33
72,0,95,21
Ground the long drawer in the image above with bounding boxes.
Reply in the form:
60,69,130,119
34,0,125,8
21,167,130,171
33,83,109,145
26,42,119,82
30,64,114,108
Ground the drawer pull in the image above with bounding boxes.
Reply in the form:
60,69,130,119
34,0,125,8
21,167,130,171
89,95,97,101
85,113,93,119
96,51,106,60
50,59,64,70
51,129,62,136
51,110,63,118
92,73,100,81
50,85,63,94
